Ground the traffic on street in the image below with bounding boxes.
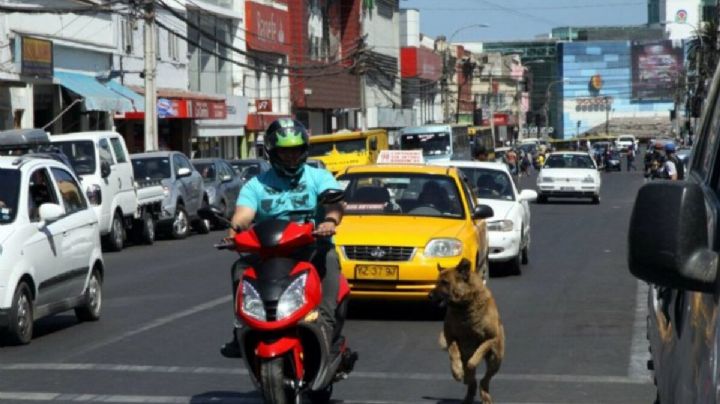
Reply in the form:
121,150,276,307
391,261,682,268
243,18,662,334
2,0,720,403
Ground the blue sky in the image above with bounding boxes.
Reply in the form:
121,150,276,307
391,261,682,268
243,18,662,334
401,0,648,42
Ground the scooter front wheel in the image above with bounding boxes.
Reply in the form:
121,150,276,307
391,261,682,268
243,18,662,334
260,357,298,404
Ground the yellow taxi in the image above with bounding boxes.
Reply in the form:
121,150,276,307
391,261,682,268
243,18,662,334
334,163,493,300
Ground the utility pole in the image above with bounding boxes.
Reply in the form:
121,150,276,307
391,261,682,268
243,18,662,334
143,0,158,151
604,96,610,136
489,74,495,144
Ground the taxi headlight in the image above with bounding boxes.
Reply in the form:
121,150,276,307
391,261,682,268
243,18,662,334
582,176,595,183
487,219,514,232
277,274,307,320
242,280,266,321
425,238,462,257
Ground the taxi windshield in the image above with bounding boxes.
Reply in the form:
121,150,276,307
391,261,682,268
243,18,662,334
0,169,20,224
338,173,464,219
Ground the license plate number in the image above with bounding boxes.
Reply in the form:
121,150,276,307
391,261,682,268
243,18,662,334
355,265,399,280
560,186,575,191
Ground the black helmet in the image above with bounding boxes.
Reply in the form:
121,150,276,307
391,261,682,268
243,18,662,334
264,118,310,178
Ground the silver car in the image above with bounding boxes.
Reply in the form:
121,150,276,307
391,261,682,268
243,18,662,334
191,158,242,221
131,151,209,239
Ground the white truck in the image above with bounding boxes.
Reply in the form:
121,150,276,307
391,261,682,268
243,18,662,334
51,132,164,251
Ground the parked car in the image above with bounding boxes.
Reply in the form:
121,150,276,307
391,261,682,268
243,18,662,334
0,155,104,345
536,152,601,204
131,151,209,239
434,161,537,275
50,131,162,251
228,158,271,183
0,129,76,174
191,158,242,221
627,66,720,403
334,164,493,300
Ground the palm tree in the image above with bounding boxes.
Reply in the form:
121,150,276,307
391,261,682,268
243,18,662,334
686,20,718,116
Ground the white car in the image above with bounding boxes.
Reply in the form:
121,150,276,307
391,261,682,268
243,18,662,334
0,155,103,345
614,134,638,152
51,132,138,251
537,152,601,204
433,161,537,275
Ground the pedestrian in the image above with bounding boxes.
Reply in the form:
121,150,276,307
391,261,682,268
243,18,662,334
474,145,489,162
626,144,637,171
506,148,518,175
664,142,683,180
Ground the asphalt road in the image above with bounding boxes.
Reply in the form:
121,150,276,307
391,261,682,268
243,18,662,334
0,166,655,404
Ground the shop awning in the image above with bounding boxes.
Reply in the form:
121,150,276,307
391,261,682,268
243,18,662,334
54,71,142,113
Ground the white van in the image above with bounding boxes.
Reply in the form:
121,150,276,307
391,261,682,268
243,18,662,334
51,132,161,251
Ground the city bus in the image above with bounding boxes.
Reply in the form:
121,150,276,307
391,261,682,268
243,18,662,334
398,124,471,162
307,129,388,174
468,125,495,160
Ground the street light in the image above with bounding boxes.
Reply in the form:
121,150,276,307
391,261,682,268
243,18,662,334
442,23,489,123
543,78,569,137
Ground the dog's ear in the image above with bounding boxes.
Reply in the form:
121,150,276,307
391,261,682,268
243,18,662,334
437,263,444,273
456,258,472,281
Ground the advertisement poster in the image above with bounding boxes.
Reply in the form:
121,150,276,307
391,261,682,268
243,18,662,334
631,40,683,101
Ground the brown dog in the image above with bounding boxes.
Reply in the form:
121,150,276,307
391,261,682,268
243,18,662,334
429,258,505,404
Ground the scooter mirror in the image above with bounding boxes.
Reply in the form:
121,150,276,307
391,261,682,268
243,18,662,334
318,189,344,205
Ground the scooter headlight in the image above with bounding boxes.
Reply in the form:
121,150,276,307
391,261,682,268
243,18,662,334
277,273,307,320
242,280,266,321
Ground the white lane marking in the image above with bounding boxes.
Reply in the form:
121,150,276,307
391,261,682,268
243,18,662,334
66,296,231,358
0,362,651,385
628,280,652,381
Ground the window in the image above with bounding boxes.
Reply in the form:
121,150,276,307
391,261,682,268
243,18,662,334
27,168,59,222
0,169,20,224
121,18,134,54
168,31,179,61
173,153,192,173
98,138,115,166
51,168,87,214
110,137,128,163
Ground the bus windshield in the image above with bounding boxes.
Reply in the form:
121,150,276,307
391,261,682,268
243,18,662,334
400,133,450,157
308,138,367,157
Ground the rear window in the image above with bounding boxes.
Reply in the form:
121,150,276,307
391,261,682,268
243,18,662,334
618,136,634,142
545,154,595,169
132,157,171,180
53,140,96,175
0,169,21,224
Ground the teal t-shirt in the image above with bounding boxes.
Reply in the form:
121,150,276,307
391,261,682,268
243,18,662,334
236,165,341,226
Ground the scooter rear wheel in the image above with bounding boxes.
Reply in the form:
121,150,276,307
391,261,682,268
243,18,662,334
260,357,296,404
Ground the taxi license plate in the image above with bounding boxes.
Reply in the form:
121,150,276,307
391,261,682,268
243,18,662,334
560,186,574,191
355,265,399,280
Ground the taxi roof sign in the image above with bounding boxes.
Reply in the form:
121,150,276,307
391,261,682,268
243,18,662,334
376,150,424,164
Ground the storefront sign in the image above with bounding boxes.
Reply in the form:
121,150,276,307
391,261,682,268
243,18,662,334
246,1,290,54
400,47,442,81
21,36,53,77
255,99,273,112
377,150,424,164
190,100,227,119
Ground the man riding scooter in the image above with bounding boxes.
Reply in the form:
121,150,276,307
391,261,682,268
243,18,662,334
221,118,347,359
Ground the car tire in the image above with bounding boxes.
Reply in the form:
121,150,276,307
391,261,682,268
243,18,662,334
537,195,547,204
133,212,155,245
75,269,102,322
508,253,522,276
195,199,211,234
592,195,600,204
104,212,125,252
170,205,190,239
4,282,33,345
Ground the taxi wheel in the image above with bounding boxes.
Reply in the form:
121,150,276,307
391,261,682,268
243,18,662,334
477,255,489,285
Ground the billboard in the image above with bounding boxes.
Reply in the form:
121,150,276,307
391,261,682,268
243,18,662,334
631,40,683,101
246,1,290,55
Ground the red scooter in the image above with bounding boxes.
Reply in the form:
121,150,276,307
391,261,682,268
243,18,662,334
202,191,356,404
